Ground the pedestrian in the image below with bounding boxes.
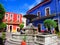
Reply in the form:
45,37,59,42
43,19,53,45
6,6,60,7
20,29,25,34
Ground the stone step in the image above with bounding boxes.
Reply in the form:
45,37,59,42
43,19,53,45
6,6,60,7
10,38,34,43
7,38,36,45
35,41,45,44
7,38,20,45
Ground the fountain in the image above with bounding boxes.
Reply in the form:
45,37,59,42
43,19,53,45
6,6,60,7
6,23,58,45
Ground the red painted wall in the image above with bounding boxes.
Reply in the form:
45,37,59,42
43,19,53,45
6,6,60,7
3,12,22,24
3,12,23,32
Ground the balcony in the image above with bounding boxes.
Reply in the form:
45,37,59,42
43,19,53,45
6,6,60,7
32,13,56,21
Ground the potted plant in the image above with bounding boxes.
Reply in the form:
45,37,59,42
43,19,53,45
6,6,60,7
44,19,57,34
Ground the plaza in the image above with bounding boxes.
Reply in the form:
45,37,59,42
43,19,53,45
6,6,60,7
0,0,60,45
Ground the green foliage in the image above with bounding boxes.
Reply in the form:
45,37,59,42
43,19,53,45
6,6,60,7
0,4,5,22
23,35,26,41
1,32,6,40
56,32,60,37
0,23,7,29
44,19,57,28
19,23,24,29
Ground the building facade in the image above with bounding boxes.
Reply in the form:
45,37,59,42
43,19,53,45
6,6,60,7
3,12,26,33
27,0,60,32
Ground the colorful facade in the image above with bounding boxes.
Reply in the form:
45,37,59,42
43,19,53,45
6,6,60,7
3,12,26,33
26,0,60,32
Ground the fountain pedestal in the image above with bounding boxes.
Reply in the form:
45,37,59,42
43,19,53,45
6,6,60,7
35,34,58,45
7,32,58,45
7,33,35,45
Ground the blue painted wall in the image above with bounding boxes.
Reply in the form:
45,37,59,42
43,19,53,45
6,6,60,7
27,0,60,30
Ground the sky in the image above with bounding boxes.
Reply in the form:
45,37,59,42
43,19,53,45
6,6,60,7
0,0,42,15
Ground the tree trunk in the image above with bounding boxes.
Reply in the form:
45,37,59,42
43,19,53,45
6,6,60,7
48,27,51,33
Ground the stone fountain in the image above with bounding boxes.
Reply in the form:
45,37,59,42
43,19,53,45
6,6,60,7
6,23,58,45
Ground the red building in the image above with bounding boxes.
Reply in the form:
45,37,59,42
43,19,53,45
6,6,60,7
3,12,23,32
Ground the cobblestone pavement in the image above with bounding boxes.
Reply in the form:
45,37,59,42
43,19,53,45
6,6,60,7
5,32,12,45
58,38,60,45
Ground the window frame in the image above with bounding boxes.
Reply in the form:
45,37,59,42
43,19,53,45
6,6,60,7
17,15,20,22
10,14,13,22
45,7,51,16
37,11,41,17
5,13,9,21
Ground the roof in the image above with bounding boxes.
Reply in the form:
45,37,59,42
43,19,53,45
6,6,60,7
27,0,51,14
5,12,22,15
23,14,38,19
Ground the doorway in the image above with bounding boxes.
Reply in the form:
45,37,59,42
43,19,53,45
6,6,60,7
54,20,59,32
10,25,12,32
38,23,41,32
17,28,20,32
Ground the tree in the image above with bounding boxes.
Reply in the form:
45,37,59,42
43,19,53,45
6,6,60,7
0,23,7,29
44,19,57,33
19,22,24,29
0,4,5,22
19,23,27,43
0,4,6,32
0,23,7,32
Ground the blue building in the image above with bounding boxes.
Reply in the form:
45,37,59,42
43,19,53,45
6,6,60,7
26,0,60,32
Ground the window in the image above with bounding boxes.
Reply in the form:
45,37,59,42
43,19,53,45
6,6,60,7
10,14,13,19
5,14,8,17
17,15,20,22
38,23,41,32
5,13,8,21
37,11,41,17
5,14,8,19
10,14,13,21
45,7,50,16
